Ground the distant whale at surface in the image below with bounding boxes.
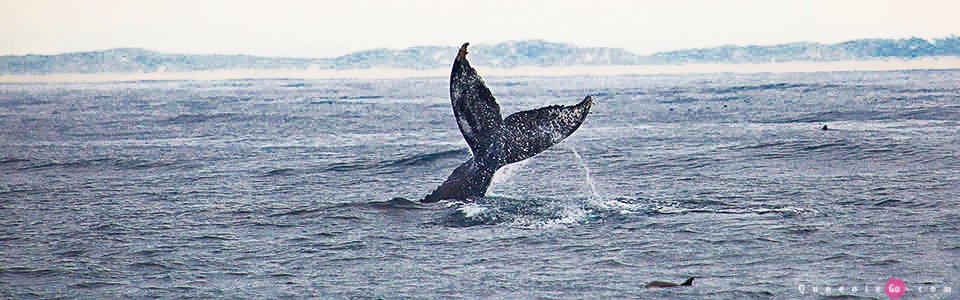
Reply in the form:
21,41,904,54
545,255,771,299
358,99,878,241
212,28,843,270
645,277,695,288
422,43,593,203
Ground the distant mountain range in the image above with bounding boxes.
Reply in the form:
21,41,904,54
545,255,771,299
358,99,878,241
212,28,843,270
2,37,959,74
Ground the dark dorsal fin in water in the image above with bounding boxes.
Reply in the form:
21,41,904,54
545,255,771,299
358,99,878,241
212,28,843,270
422,43,593,203
645,277,694,288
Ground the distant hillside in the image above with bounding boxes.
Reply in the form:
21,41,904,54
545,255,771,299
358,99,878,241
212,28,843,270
2,37,959,74
648,37,960,64
0,48,322,74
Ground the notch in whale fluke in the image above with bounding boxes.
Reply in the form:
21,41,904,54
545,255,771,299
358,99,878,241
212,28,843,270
422,43,594,203
457,42,469,60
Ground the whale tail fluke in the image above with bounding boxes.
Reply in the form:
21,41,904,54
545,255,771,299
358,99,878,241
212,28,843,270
422,43,592,203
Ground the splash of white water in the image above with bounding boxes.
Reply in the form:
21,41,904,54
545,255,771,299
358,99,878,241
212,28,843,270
570,147,600,200
488,159,529,197
491,159,527,187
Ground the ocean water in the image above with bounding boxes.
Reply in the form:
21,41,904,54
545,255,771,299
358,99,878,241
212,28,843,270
1,70,959,299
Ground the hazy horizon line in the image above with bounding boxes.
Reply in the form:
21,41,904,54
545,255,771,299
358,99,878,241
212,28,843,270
5,34,958,59
3,57,960,84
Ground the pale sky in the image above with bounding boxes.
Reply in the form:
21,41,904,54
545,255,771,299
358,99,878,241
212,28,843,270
1,0,958,57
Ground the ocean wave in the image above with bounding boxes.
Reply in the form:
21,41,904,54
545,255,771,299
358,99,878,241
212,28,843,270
382,148,468,167
323,148,468,173
329,197,431,212
755,110,889,123
159,112,241,125
707,82,809,94
16,157,187,171
71,281,129,289
0,266,60,277
757,105,960,124
268,208,324,217
0,157,29,164
719,137,945,164
263,168,300,176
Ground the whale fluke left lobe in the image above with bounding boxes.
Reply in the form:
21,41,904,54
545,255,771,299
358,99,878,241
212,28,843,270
450,43,502,158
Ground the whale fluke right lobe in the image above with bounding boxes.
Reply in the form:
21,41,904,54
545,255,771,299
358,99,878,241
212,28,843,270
500,96,593,164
